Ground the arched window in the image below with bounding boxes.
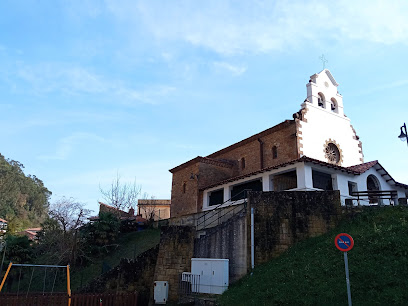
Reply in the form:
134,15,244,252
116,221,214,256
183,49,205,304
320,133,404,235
330,98,338,113
324,142,341,164
241,157,246,170
272,146,278,159
318,92,325,108
182,182,186,194
367,175,381,204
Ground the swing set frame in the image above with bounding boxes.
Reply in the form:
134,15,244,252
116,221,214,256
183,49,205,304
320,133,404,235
0,262,71,305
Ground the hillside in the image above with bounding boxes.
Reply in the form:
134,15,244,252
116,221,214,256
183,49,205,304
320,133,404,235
70,228,160,291
0,153,50,230
219,206,408,306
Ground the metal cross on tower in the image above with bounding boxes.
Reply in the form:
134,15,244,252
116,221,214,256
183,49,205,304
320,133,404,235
319,54,328,69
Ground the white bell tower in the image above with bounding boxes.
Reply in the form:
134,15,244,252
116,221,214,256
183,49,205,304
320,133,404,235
306,69,344,116
297,69,364,167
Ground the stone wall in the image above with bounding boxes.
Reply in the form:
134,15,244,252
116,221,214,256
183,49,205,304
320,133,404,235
247,191,341,266
152,226,196,302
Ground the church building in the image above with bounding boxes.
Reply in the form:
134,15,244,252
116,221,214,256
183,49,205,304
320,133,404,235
169,70,408,218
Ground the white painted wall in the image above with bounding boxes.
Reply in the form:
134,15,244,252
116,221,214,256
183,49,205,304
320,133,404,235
300,70,363,167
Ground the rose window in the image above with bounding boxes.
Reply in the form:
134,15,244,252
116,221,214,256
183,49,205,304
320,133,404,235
325,143,340,164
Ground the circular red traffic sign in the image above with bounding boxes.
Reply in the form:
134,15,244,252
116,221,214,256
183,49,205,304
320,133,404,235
335,233,354,252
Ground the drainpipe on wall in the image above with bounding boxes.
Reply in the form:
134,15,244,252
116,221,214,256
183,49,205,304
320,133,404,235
251,207,255,273
258,138,264,169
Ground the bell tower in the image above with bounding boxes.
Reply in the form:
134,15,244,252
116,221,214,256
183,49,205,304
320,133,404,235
306,69,344,116
297,69,364,167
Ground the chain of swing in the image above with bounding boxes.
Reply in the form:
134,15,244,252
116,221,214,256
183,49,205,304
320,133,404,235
6,264,67,296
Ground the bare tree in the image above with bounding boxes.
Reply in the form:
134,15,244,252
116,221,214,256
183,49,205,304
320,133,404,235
49,197,91,235
42,197,91,265
138,194,157,221
99,174,142,212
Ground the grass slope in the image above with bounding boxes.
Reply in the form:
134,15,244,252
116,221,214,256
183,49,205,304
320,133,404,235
219,207,408,306
70,228,160,291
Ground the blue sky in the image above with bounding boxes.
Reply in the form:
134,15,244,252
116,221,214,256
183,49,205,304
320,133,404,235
1,1,407,213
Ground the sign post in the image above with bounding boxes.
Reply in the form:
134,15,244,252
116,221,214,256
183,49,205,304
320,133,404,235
335,233,354,306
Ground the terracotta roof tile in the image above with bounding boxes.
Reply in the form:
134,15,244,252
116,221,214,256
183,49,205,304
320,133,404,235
347,160,378,173
200,156,362,191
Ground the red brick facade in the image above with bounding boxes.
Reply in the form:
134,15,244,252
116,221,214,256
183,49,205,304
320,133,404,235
170,120,299,217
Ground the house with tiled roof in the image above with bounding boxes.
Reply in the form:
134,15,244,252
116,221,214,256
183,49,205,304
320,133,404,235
0,218,7,234
137,199,171,221
18,227,41,241
169,69,408,218
89,202,147,225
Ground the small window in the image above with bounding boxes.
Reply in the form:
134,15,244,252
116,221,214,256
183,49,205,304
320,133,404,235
273,170,297,191
209,189,224,206
312,170,333,190
348,181,358,196
241,157,246,170
318,92,325,108
272,146,278,159
182,182,186,194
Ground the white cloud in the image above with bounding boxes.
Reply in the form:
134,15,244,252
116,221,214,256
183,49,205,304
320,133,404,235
213,61,247,76
13,62,175,105
106,1,408,55
352,79,408,96
38,132,107,161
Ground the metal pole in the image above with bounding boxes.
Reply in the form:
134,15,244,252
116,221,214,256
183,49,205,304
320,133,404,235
67,265,71,306
344,252,352,306
0,262,12,292
0,242,6,276
251,207,255,271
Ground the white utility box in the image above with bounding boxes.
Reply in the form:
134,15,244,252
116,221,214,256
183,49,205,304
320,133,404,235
154,281,168,304
191,258,229,294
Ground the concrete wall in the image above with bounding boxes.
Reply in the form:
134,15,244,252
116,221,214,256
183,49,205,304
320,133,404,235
194,210,248,282
247,191,341,266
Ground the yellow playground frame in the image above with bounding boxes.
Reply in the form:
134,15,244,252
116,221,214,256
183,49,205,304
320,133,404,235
0,262,71,305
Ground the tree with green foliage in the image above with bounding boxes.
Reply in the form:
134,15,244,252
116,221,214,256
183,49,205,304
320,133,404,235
0,153,51,231
4,235,34,265
82,212,121,255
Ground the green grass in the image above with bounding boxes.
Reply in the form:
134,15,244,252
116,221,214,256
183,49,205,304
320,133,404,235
219,206,408,306
70,228,160,291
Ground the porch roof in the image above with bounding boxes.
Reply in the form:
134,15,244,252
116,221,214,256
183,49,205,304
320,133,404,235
200,156,408,191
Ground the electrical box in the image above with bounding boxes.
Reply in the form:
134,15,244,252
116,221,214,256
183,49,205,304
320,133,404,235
154,281,168,304
191,258,229,294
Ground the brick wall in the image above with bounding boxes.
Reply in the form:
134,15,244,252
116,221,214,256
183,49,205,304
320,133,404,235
247,191,341,266
170,120,299,218
207,120,298,175
170,163,199,217
152,226,195,302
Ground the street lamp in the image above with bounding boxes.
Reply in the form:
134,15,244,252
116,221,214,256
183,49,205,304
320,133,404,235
398,123,408,145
